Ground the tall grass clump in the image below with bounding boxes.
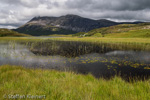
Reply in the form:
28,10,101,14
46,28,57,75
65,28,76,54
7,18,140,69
0,65,150,100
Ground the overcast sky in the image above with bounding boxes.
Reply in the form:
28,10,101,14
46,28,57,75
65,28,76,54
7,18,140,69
0,0,150,29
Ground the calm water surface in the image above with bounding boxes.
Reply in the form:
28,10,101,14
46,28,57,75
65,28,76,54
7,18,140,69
0,42,150,80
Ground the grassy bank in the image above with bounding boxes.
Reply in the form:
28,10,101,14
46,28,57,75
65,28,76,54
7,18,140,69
51,37,150,44
1,37,150,44
1,37,150,51
0,65,150,100
0,29,30,37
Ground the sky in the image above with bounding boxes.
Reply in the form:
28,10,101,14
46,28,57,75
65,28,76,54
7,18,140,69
0,0,150,29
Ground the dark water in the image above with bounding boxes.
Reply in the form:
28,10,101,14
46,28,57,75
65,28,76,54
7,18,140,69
0,41,150,81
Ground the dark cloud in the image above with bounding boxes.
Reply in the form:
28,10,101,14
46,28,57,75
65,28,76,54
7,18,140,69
66,0,150,11
0,0,47,8
0,0,150,29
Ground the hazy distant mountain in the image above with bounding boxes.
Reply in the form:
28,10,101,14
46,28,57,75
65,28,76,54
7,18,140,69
14,14,143,36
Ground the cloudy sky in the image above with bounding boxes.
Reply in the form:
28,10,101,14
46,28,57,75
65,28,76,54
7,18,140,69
0,0,150,29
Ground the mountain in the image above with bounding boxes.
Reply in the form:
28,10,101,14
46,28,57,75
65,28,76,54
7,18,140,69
0,28,30,37
14,14,145,36
14,14,119,36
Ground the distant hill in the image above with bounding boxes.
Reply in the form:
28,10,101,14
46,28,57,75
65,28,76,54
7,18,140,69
14,14,145,36
0,28,30,37
14,14,119,36
76,23,150,38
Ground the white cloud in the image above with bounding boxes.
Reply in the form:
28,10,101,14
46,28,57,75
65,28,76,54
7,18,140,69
0,25,17,29
0,0,150,29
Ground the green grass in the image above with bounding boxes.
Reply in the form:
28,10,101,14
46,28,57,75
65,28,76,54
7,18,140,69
48,34,72,37
49,37,150,44
72,32,86,37
0,29,30,37
91,33,103,37
1,37,150,51
105,29,150,38
0,65,150,100
1,37,148,44
73,23,150,38
0,37,44,43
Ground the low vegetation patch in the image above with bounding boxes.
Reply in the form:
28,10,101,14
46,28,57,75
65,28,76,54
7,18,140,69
0,29,30,37
105,29,150,38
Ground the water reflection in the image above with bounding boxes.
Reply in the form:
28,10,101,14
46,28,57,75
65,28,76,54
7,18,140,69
0,42,150,81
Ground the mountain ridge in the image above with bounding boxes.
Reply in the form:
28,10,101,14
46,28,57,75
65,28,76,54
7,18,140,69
14,14,144,36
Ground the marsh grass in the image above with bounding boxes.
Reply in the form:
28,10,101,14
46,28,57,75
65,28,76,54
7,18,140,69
0,65,150,100
49,37,150,51
26,38,150,58
27,40,149,57
1,37,150,50
1,37,150,56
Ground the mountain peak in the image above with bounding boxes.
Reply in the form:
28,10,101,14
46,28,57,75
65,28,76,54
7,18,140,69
15,14,126,36
30,14,80,21
65,14,81,17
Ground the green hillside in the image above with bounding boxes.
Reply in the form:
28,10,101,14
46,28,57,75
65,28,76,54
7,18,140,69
74,23,150,38
0,28,30,37
105,29,150,38
15,24,76,36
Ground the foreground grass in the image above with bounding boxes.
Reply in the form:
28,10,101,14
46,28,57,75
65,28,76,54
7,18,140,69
0,65,150,100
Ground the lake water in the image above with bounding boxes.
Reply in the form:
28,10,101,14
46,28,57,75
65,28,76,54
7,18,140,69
0,41,150,81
